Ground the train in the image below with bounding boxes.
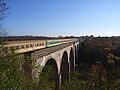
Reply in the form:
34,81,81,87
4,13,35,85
5,38,79,53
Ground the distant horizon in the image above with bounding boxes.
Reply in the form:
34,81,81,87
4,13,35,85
5,0,120,36
4,35,120,38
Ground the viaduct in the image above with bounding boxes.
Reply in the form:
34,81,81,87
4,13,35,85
19,40,80,88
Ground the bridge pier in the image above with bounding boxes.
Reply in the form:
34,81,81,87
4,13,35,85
73,45,76,70
58,73,61,89
68,62,71,83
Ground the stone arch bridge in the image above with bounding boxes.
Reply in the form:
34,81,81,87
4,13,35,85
22,41,80,88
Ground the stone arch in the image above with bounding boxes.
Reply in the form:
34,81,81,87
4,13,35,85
70,47,74,71
38,58,59,90
60,51,69,84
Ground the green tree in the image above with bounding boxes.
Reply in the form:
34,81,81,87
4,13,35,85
0,0,10,37
0,0,34,89
36,65,56,90
61,71,89,90
0,46,33,90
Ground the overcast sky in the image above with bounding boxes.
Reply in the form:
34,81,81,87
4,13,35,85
5,0,120,37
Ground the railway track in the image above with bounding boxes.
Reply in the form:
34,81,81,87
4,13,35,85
31,43,73,59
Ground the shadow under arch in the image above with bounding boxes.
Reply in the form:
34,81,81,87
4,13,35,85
75,45,77,62
77,44,79,52
60,51,69,85
38,58,59,90
70,47,74,72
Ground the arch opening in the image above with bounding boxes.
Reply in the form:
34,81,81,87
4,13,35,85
70,47,74,71
77,43,81,64
77,44,79,52
75,45,77,62
76,45,78,61
60,51,69,85
38,59,59,90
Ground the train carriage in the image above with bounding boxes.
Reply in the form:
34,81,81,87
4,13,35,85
46,39,62,47
62,39,72,44
5,38,79,53
6,40,46,53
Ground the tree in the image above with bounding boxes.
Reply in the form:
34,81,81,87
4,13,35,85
0,0,10,37
0,1,34,89
36,65,56,90
0,47,31,89
60,71,89,90
0,0,9,20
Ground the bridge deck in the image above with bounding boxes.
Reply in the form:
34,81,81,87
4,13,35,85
31,43,73,60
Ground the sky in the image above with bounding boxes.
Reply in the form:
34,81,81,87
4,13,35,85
4,0,120,37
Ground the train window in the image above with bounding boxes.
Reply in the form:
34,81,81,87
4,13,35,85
26,45,29,48
16,46,20,49
42,43,44,46
21,45,24,49
37,44,39,46
30,44,33,47
39,43,41,46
